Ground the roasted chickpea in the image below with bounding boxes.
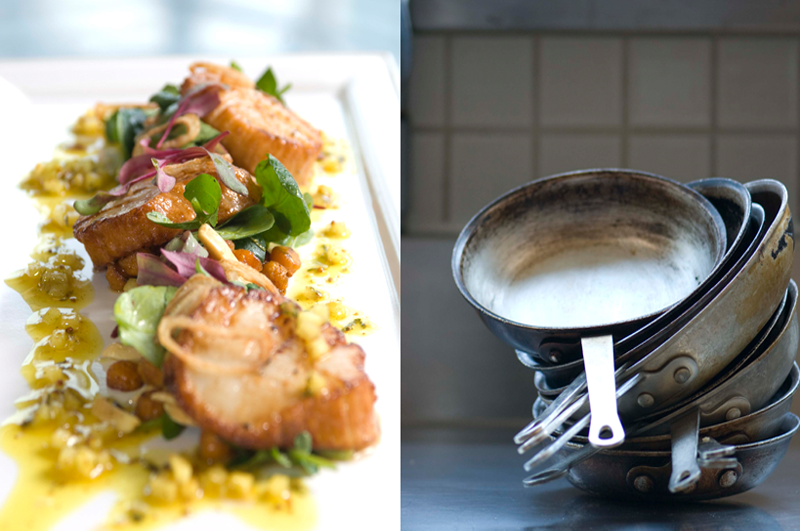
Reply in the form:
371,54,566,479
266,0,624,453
105,264,127,292
137,357,164,388
263,261,289,294
135,391,165,421
233,249,263,271
269,246,301,276
117,253,141,277
199,430,232,465
106,360,144,391
225,239,236,251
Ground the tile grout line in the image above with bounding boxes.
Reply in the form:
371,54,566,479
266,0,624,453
621,36,630,167
442,35,453,224
710,35,718,176
533,35,540,179
411,124,800,135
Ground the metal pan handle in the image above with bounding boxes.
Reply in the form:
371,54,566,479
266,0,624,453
582,336,625,447
668,410,702,493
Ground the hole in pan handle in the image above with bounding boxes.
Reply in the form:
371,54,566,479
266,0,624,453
582,336,626,447
668,410,702,493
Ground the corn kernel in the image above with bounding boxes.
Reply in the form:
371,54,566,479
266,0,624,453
324,244,348,265
322,221,350,239
200,465,228,496
308,336,332,361
327,300,349,322
168,454,193,485
149,472,178,503
36,364,66,386
122,278,138,292
51,427,78,449
259,474,292,502
296,311,325,341
306,371,328,396
75,447,100,478
179,477,202,500
227,471,255,499
310,304,330,321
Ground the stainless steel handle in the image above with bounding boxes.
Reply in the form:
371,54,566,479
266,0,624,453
668,410,702,493
582,336,626,447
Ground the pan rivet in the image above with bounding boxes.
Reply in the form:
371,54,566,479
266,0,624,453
633,475,653,493
673,367,691,384
637,393,655,408
719,470,738,488
549,350,562,363
726,408,742,420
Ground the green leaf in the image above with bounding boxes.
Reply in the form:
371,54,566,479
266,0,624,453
233,236,268,262
195,258,211,277
255,155,311,237
205,150,248,196
105,108,150,159
256,67,291,105
271,447,293,468
288,450,336,475
294,431,313,453
216,205,275,240
147,123,188,147
256,226,293,246
113,285,177,367
186,173,221,222
146,173,221,230
149,84,181,113
145,211,203,230
230,60,243,72
193,122,221,145
226,432,336,476
315,450,354,461
162,413,185,440
293,228,315,247
136,416,164,433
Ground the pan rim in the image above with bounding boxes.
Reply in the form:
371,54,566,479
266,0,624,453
452,168,728,334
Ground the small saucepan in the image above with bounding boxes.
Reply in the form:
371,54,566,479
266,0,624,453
453,169,726,447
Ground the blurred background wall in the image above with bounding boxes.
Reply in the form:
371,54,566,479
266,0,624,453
402,0,800,429
0,0,399,60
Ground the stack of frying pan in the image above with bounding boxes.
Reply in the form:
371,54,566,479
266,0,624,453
452,170,798,500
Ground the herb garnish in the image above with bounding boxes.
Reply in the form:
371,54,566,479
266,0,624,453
256,67,291,104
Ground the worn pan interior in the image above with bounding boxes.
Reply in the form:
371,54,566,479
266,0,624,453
453,169,727,357
535,268,790,401
531,200,764,390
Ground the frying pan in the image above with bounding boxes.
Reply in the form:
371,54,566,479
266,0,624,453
518,179,791,457
531,280,797,491
523,178,754,389
557,413,800,501
532,362,799,451
453,169,727,447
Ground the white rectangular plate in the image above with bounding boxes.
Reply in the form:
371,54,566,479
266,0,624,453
0,55,400,531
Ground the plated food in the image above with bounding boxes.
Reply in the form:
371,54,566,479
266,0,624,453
1,61,381,530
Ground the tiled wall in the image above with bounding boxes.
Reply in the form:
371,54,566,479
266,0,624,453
402,33,800,426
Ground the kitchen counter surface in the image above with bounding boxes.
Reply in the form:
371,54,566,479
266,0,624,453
402,427,800,530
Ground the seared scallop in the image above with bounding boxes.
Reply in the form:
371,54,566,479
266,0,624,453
191,89,322,187
160,275,379,451
73,157,261,269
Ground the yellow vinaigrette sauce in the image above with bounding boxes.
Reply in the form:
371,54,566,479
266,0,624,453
288,136,375,338
0,109,379,530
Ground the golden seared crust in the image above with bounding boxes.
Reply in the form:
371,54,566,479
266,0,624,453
162,280,379,451
73,157,261,268
202,88,323,187
181,62,256,94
